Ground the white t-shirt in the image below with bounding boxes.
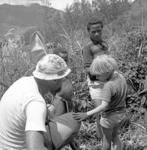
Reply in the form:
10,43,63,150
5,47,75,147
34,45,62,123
0,76,47,150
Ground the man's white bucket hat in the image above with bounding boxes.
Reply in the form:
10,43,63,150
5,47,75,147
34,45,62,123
33,54,71,80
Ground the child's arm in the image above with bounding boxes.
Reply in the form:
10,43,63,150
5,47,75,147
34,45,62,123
73,100,108,121
73,82,111,121
87,100,108,116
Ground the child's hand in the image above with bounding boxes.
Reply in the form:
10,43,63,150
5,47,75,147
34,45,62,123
72,112,88,121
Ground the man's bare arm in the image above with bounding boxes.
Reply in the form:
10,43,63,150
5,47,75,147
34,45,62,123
25,101,49,150
26,131,49,150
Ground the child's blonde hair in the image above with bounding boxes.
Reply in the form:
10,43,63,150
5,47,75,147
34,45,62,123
90,54,118,75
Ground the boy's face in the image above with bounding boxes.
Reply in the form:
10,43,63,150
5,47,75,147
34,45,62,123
89,23,102,43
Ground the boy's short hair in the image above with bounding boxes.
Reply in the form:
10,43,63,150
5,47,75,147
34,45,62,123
54,47,67,55
90,55,118,75
53,47,68,62
87,18,103,31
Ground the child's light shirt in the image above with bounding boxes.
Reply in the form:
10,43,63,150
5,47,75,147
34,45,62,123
87,76,103,107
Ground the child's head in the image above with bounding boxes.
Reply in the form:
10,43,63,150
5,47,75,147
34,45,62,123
87,19,103,32
87,19,103,43
89,55,118,82
53,47,68,63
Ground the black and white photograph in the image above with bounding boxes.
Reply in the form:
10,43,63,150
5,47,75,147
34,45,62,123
0,0,147,150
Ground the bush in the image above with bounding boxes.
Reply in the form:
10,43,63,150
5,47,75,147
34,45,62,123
1,28,147,149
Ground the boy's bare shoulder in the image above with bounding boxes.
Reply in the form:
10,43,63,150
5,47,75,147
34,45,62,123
83,42,93,49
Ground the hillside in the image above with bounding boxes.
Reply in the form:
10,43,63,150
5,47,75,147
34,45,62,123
0,3,62,36
131,0,147,15
129,0,147,26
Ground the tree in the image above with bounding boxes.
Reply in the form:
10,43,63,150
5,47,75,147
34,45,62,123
41,0,51,7
64,0,94,32
93,0,131,23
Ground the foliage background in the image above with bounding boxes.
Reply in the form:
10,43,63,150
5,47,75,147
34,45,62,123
0,0,147,149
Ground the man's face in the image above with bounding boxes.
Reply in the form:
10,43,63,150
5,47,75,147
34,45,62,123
52,79,63,94
89,24,102,43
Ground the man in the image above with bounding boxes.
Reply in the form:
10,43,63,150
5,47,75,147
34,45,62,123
46,46,80,150
52,46,73,110
0,54,80,150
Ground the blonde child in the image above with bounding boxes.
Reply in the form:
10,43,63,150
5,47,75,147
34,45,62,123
73,55,128,150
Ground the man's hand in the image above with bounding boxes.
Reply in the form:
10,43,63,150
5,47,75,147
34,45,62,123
72,112,88,121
